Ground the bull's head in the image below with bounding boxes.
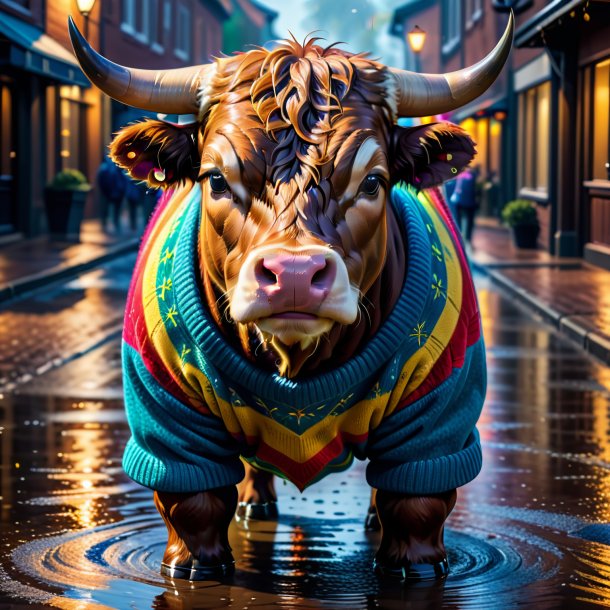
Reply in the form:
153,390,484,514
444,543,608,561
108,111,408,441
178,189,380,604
70,17,512,377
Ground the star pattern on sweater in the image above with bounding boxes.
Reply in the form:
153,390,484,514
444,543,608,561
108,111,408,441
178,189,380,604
288,408,316,426
160,248,174,265
431,243,443,262
165,305,178,327
157,277,173,300
410,322,428,347
431,274,446,300
180,344,191,367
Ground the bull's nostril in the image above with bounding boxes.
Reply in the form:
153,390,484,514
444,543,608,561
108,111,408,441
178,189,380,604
256,260,277,286
311,267,328,286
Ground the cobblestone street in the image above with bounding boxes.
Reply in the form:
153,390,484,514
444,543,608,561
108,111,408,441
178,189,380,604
0,255,135,393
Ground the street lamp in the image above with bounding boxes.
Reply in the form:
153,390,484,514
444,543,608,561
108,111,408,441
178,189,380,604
75,0,96,37
407,25,426,72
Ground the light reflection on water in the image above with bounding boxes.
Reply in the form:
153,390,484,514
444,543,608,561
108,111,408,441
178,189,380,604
2,475,605,610
2,276,610,607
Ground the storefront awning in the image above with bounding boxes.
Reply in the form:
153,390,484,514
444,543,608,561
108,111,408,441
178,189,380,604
451,93,507,123
0,11,89,86
515,0,585,47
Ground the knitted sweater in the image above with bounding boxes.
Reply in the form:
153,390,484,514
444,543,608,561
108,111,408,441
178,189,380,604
122,182,486,493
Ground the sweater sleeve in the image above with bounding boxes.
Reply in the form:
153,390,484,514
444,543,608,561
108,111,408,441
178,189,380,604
121,341,244,493
365,337,486,495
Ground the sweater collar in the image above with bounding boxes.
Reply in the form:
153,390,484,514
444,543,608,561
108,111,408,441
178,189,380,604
172,184,433,406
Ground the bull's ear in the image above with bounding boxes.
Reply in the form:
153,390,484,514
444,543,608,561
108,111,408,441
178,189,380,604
110,119,199,188
390,122,476,189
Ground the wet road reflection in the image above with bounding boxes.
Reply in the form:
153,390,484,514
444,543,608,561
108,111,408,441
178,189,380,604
1,272,610,608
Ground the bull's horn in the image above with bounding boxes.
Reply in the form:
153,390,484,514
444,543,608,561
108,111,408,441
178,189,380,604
68,16,212,114
389,11,513,117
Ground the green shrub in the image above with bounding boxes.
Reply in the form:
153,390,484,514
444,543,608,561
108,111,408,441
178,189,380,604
501,199,538,227
47,169,90,191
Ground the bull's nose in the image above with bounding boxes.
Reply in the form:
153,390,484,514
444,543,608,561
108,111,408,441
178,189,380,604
255,253,336,311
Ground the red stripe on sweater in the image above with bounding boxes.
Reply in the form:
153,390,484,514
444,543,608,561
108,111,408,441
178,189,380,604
123,190,211,415
395,189,481,411
247,430,368,490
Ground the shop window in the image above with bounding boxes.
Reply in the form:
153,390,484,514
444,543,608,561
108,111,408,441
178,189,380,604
0,82,14,177
517,81,550,195
591,58,610,181
58,86,86,173
489,117,502,178
441,0,461,56
459,115,503,182
0,80,16,233
175,3,191,61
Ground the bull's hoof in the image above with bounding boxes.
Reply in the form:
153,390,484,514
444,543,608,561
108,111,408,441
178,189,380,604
373,557,449,581
235,500,279,521
161,559,235,581
364,508,381,532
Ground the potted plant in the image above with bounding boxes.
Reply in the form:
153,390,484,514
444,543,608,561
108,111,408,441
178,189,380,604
44,169,92,240
501,199,540,249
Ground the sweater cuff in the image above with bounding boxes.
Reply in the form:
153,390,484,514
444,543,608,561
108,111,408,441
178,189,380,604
123,438,245,493
365,429,482,494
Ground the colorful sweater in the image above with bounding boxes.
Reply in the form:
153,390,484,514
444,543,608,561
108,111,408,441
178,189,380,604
122,183,486,493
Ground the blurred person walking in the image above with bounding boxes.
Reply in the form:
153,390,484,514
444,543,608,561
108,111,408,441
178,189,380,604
450,166,479,247
96,156,127,232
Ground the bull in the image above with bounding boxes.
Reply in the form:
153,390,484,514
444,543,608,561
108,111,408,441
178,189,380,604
69,14,512,582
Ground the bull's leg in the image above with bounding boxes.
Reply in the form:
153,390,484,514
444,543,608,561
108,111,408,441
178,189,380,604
236,461,278,521
374,488,457,581
154,486,237,580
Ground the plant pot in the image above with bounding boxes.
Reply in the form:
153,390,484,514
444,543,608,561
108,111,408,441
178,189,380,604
511,223,540,249
44,187,91,241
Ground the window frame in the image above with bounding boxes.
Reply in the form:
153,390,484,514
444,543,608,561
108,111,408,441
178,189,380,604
517,80,551,200
56,86,88,175
149,0,164,53
588,57,610,182
441,0,462,58
466,0,483,29
174,2,192,61
121,0,150,44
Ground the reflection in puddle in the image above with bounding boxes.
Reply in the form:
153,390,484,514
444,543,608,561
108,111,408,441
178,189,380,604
5,495,570,610
2,277,610,607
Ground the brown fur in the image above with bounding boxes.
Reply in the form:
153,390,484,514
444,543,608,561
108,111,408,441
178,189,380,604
237,462,277,504
375,489,457,565
154,487,237,568
107,39,478,580
110,40,475,378
196,41,398,377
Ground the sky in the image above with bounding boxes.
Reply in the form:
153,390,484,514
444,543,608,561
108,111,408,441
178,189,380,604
257,0,407,68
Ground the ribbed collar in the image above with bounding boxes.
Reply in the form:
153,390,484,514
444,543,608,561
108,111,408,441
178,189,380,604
173,184,432,406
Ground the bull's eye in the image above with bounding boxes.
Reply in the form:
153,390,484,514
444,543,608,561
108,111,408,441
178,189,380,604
209,172,228,194
361,174,382,197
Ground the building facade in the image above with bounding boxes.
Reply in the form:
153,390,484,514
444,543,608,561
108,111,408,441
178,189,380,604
0,0,231,240
390,0,610,268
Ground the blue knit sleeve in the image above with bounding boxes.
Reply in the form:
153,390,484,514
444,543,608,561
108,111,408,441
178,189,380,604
121,341,245,492
365,338,486,494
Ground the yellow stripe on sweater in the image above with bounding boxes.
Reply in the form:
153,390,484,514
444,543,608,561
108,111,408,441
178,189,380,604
382,191,463,418
142,186,207,410
142,187,463,464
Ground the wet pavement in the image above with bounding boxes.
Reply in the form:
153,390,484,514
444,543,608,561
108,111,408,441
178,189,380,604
1,265,610,608
470,223,610,364
0,220,140,304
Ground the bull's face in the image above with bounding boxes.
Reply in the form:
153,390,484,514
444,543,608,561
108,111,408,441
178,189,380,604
69,18,512,376
196,65,394,353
